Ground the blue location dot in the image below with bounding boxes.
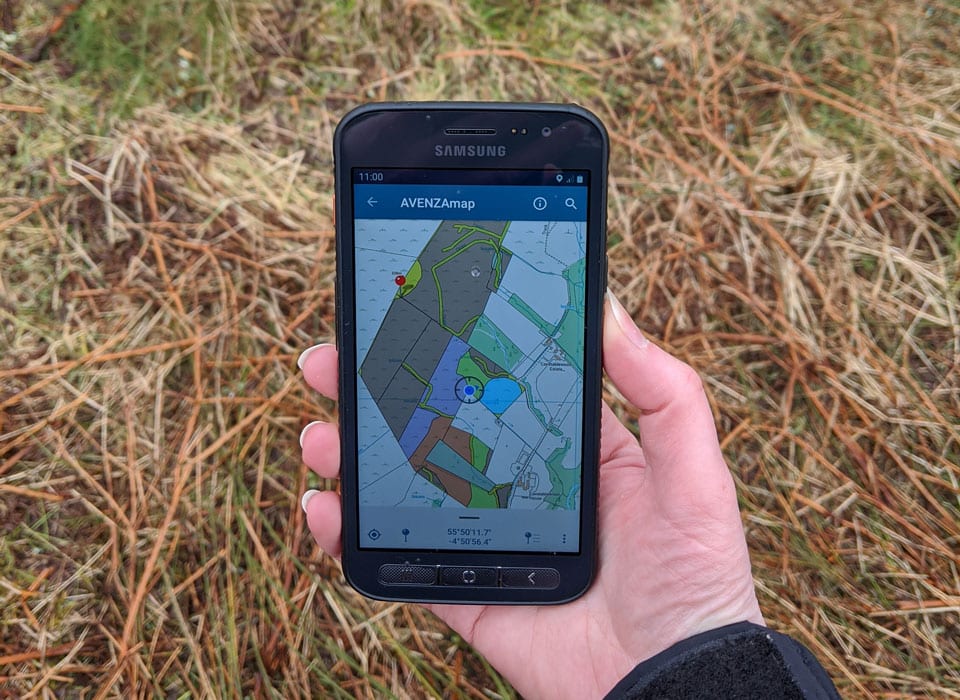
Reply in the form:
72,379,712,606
455,376,483,403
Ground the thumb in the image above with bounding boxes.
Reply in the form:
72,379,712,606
603,292,734,506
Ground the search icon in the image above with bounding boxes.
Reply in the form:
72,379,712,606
564,197,577,210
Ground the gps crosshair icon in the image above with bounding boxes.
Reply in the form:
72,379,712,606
455,376,484,403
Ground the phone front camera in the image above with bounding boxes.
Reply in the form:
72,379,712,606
541,126,552,137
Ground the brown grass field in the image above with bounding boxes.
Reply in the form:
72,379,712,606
1,0,959,697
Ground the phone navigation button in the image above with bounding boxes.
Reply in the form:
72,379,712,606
378,564,437,585
499,567,560,589
439,566,498,587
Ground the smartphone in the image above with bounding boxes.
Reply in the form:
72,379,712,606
333,103,608,604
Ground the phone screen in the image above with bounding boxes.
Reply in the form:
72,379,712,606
351,168,589,554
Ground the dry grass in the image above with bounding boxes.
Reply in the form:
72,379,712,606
1,0,959,697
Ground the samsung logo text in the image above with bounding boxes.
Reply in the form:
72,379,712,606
434,145,507,158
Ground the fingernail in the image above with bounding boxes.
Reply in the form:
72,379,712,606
607,289,649,349
299,420,324,449
301,489,321,513
297,343,331,370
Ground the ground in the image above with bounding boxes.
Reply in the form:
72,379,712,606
1,0,958,697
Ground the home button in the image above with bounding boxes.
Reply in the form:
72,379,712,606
439,566,497,586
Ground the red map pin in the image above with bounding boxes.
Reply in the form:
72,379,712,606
395,275,406,286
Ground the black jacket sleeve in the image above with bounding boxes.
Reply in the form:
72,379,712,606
603,622,841,700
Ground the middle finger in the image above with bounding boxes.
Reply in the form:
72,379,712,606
301,420,341,478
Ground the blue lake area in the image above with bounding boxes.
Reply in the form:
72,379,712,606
480,378,522,414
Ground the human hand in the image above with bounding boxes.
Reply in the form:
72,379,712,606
299,292,763,699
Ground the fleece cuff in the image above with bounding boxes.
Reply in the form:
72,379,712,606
603,621,841,700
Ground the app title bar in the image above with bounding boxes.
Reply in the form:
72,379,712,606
354,184,587,221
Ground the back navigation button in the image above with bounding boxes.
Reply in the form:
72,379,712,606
499,567,559,589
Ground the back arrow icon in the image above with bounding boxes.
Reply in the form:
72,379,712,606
366,197,377,206
527,571,536,584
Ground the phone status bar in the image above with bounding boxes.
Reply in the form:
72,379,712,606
353,168,589,187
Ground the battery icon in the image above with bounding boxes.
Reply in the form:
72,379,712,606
576,175,584,183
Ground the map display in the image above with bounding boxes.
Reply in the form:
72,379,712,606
355,216,585,524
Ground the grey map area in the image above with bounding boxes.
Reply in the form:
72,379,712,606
359,220,512,440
